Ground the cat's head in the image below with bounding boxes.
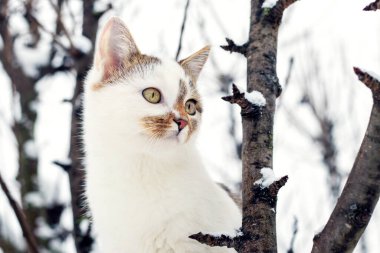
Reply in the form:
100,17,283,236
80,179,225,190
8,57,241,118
85,17,209,149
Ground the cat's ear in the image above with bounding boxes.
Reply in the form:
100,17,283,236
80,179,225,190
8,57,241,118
179,46,210,83
94,17,140,81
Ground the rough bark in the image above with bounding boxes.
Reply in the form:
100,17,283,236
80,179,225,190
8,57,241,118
190,0,296,252
311,68,380,253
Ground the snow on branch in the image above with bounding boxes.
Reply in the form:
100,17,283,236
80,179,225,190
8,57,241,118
353,67,380,100
363,0,380,11
220,38,248,56
262,0,280,9
221,84,263,118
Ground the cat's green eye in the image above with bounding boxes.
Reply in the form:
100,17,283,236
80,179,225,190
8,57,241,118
185,99,197,115
142,88,161,104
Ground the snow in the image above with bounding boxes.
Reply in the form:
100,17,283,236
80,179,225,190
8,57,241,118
254,167,278,188
14,35,50,78
24,192,43,208
361,68,380,82
208,229,243,238
73,35,92,54
24,139,38,159
245,91,266,106
262,0,280,9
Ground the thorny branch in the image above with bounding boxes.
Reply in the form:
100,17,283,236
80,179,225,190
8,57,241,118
0,172,39,253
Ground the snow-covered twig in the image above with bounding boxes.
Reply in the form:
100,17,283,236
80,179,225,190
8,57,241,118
221,84,263,118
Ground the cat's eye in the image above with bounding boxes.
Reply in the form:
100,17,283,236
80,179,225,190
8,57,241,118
185,99,197,115
142,88,161,104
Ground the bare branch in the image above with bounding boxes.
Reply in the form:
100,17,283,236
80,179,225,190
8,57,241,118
0,172,39,253
268,176,288,196
175,0,190,61
220,38,248,56
311,68,380,253
190,232,241,250
363,0,380,11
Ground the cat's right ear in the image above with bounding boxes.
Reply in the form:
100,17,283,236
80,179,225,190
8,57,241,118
94,17,140,82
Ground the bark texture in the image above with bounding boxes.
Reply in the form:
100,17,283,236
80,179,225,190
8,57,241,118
311,68,380,253
190,1,296,251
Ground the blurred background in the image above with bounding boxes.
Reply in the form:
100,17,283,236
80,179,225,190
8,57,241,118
0,0,379,252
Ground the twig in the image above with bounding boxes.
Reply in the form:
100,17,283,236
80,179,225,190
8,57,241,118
220,38,248,56
363,0,380,11
287,218,298,253
189,232,241,250
353,67,380,100
0,172,39,253
175,0,190,61
221,83,262,118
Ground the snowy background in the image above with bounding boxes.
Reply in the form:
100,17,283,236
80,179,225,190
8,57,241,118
0,0,379,252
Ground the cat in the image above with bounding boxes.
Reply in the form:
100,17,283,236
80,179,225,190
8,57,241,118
83,17,241,253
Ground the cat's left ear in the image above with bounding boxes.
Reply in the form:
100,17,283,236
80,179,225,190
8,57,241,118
94,17,140,82
179,46,210,83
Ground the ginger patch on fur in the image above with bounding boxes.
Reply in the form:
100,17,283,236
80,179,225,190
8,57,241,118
141,113,175,139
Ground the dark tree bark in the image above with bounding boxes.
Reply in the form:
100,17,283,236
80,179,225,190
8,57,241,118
191,2,296,251
311,67,380,253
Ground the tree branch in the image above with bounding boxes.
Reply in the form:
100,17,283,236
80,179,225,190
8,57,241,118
220,38,248,56
353,67,380,100
0,172,39,253
221,84,262,118
311,68,380,252
190,232,242,250
363,0,380,11
175,0,190,61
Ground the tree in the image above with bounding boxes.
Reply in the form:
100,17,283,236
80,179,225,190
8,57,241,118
191,0,380,252
0,0,111,252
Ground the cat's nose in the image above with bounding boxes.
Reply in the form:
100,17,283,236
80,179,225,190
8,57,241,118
173,118,188,131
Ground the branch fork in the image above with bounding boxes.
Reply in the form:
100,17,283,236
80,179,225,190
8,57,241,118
222,84,263,119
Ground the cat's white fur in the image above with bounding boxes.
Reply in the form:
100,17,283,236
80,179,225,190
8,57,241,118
83,17,241,253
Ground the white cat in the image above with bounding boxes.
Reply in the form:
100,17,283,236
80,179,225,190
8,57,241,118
83,17,241,253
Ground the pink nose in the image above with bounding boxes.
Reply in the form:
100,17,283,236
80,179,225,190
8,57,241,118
173,118,188,131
